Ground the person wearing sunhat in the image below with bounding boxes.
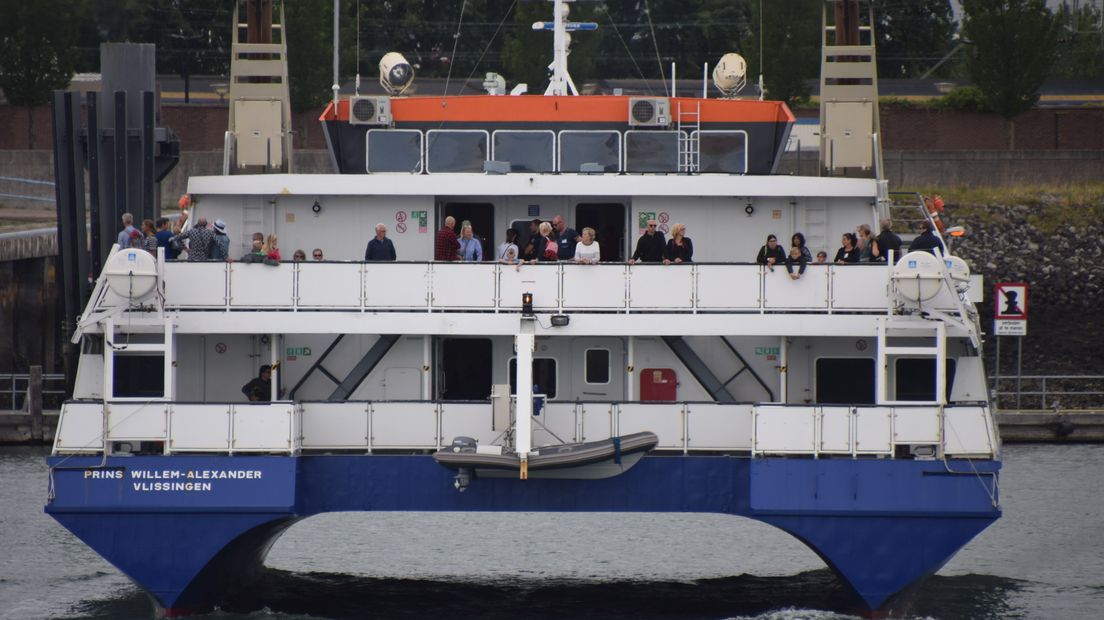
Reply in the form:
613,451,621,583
210,219,230,261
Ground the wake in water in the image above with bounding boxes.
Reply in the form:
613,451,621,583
63,569,1024,620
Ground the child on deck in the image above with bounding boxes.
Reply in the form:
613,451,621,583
786,246,807,280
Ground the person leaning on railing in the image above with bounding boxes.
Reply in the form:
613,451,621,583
785,246,807,280
664,223,693,264
755,234,786,271
629,219,665,264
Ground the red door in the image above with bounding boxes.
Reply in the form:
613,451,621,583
640,368,676,401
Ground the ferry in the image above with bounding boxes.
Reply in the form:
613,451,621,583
46,1,1001,615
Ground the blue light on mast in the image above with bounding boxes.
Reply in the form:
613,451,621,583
531,21,599,32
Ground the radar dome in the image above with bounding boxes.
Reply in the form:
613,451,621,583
891,251,945,302
103,248,159,301
713,53,747,98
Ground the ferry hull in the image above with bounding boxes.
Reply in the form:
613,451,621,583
46,454,1000,614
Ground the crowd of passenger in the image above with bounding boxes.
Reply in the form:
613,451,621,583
752,217,946,280
120,199,945,271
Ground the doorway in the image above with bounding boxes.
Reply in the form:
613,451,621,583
444,202,495,260
815,358,875,404
575,203,626,262
440,338,493,400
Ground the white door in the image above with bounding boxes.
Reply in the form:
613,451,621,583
570,338,624,401
383,367,421,400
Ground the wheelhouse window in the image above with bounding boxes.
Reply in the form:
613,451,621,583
509,358,558,398
585,349,610,384
695,130,748,173
366,129,423,173
624,130,682,172
558,130,621,172
426,130,488,173
815,358,875,405
492,130,555,172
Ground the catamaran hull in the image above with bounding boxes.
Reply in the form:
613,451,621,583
46,454,1000,615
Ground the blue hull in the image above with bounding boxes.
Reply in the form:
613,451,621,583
46,455,1000,614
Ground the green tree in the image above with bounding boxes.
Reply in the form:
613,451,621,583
286,0,335,112
0,0,81,147
1052,1,1104,79
744,0,820,105
876,0,957,79
962,0,1059,119
145,0,232,102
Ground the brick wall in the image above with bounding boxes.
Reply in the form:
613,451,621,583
879,107,1104,150
0,104,332,150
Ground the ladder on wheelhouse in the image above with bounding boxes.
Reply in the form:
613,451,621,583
677,100,701,173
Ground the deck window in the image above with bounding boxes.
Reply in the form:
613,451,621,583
895,358,957,402
585,349,610,384
815,358,875,405
112,354,165,398
509,358,558,399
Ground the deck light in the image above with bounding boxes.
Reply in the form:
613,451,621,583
311,200,322,214
522,292,534,316
745,202,754,216
551,314,570,327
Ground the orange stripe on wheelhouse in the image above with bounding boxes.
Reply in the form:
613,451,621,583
321,95,793,125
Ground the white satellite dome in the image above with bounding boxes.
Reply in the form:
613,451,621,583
103,248,159,301
712,53,747,98
891,251,945,302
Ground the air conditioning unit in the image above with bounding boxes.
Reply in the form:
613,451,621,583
627,97,671,127
348,96,391,126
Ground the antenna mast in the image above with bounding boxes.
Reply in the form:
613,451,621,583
533,0,597,96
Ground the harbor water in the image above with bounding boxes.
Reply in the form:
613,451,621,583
1,444,1102,620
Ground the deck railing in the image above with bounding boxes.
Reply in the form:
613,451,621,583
53,400,997,459
115,261,979,315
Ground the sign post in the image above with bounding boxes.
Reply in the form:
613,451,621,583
993,283,1028,409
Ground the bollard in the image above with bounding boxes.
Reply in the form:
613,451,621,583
30,366,43,442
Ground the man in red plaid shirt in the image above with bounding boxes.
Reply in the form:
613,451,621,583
435,216,460,261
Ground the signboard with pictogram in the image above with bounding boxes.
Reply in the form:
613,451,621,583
994,282,1027,336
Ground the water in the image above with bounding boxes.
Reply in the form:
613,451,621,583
1,445,1102,620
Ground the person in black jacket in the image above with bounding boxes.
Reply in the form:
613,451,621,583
629,219,666,263
874,218,902,262
908,220,945,256
664,223,693,264
755,234,786,271
365,223,397,260
242,366,273,402
834,232,861,264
